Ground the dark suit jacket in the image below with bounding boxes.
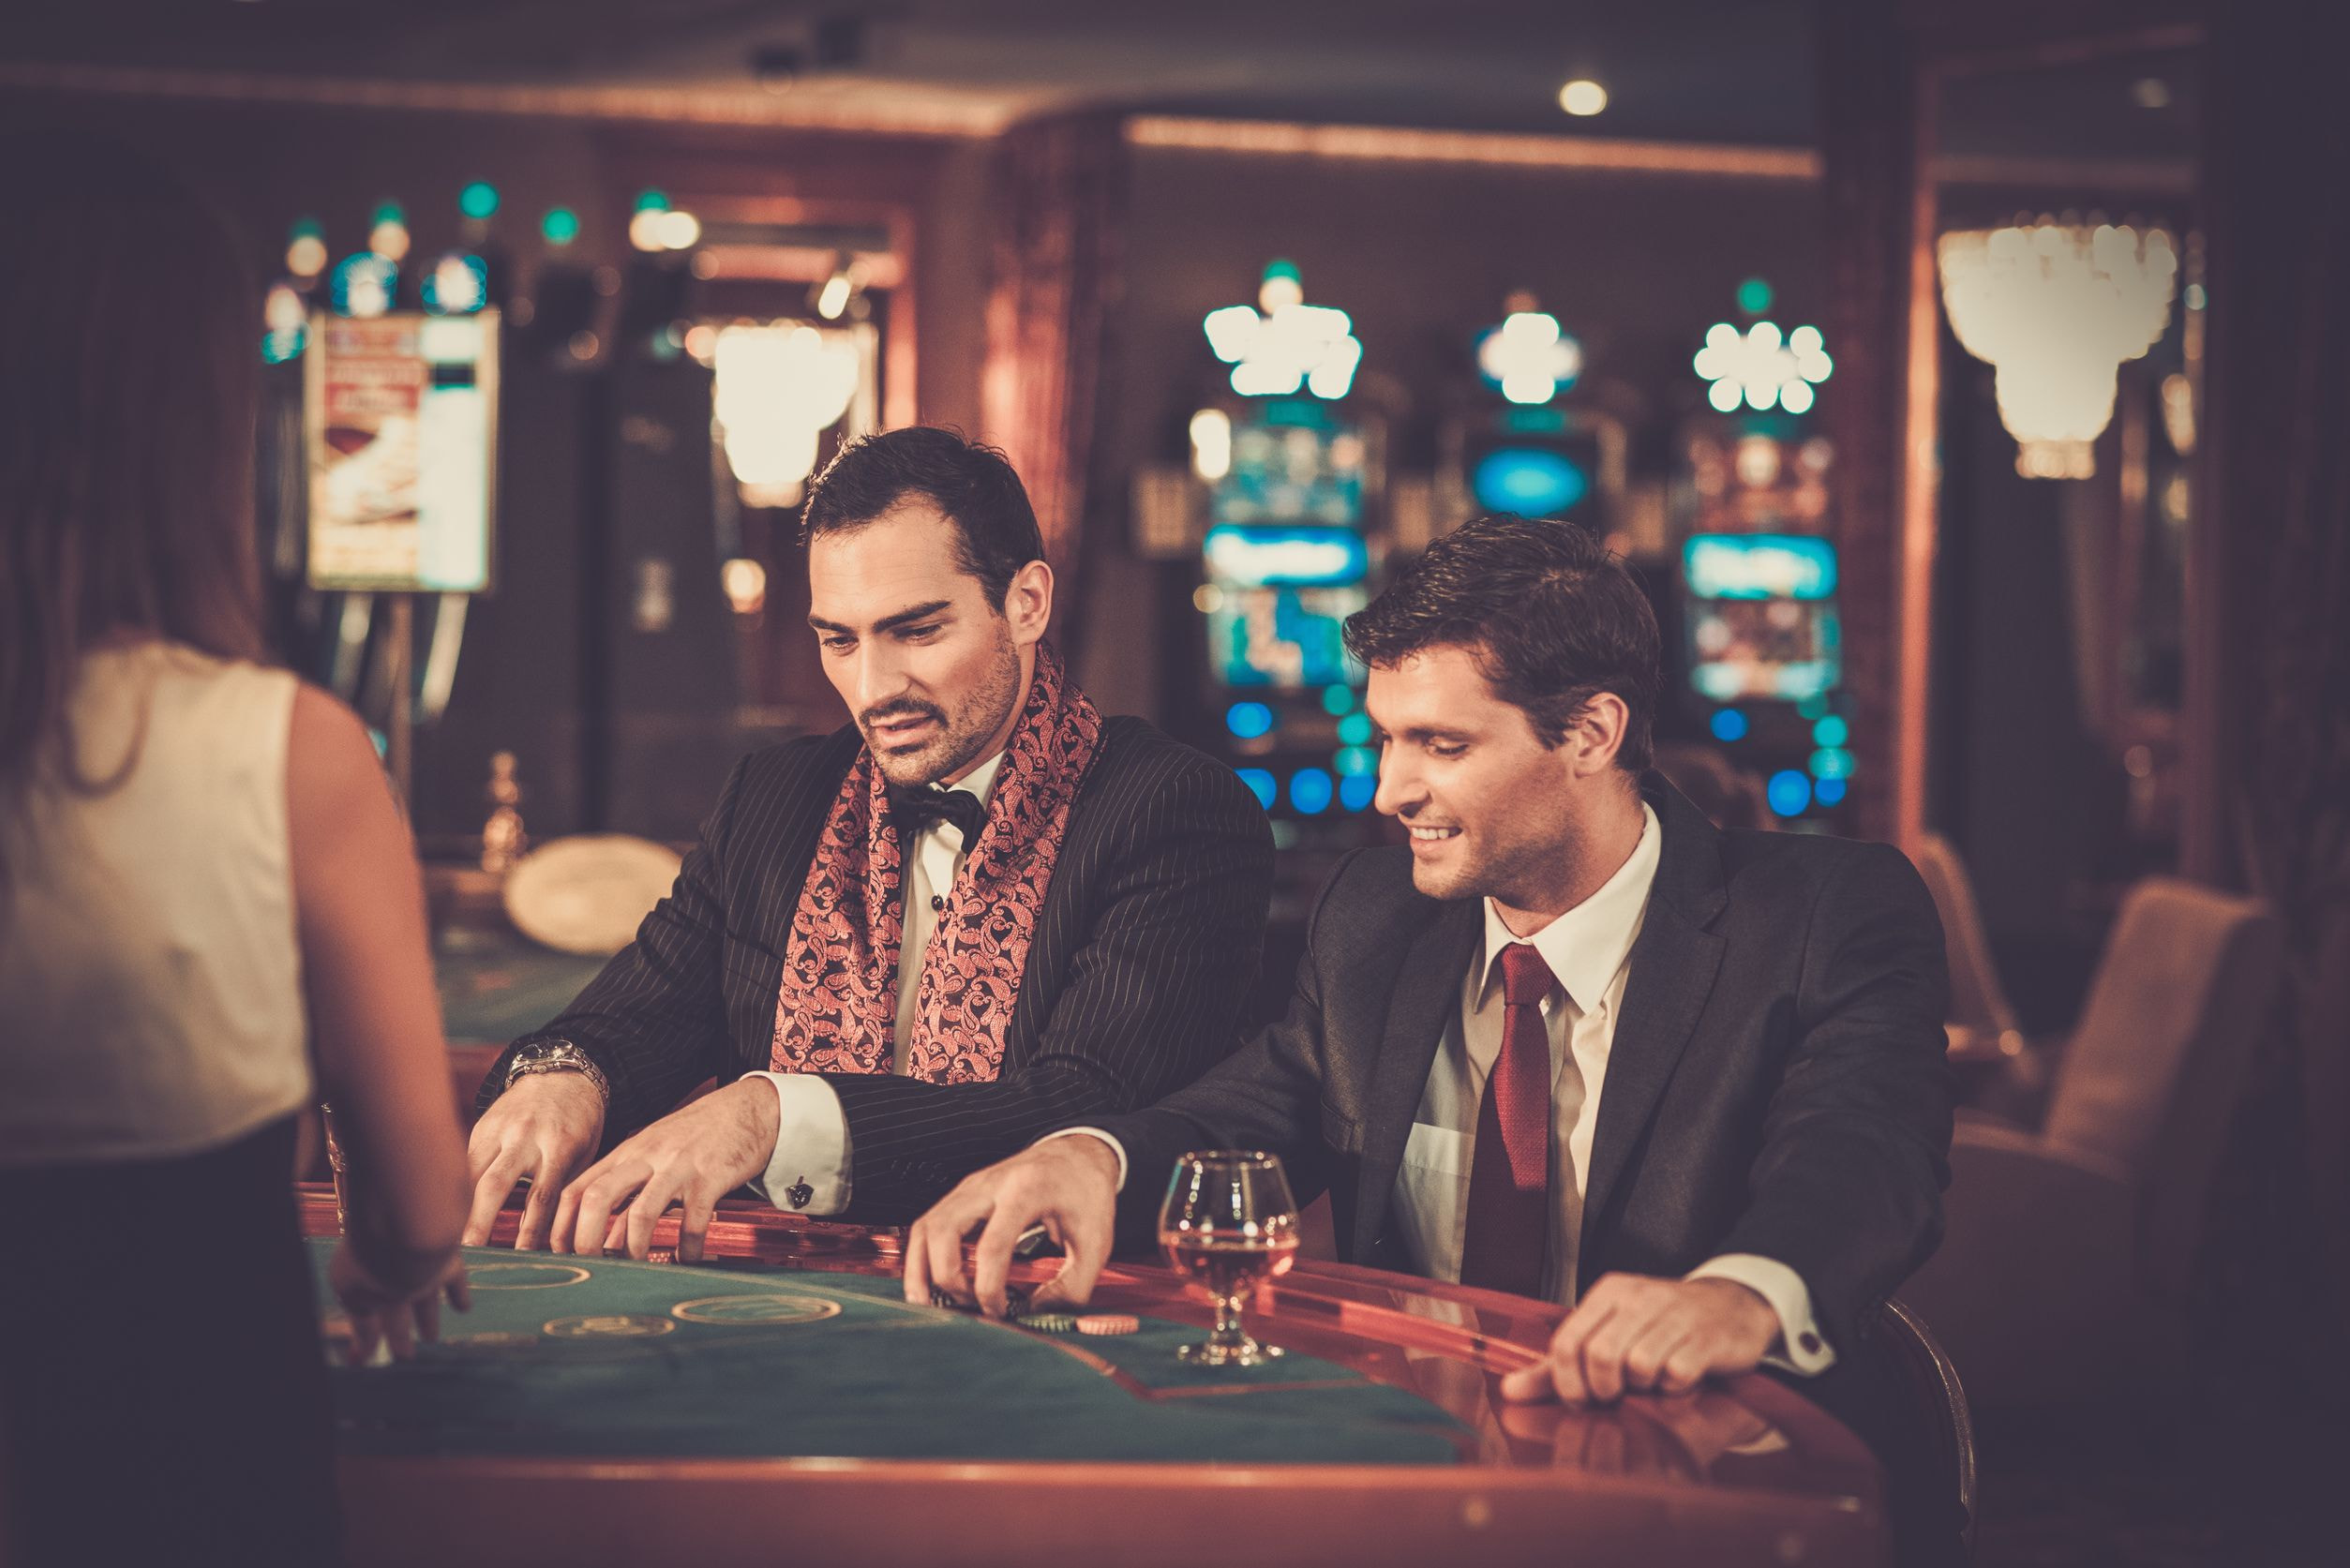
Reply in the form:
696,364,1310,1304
481,715,1275,1223
1092,774,1954,1374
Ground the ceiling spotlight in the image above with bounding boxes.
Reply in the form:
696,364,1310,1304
1558,80,1608,117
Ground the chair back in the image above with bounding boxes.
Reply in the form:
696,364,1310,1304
1911,832,2023,1047
2040,878,2283,1301
1879,1296,1977,1558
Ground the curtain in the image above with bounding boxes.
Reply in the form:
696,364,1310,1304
2200,0,2350,1396
980,112,1127,657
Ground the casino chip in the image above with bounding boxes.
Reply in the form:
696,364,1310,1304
1018,1313,1078,1333
1075,1314,1140,1336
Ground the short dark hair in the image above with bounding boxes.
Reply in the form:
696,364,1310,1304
799,426,1043,608
1343,515,1659,772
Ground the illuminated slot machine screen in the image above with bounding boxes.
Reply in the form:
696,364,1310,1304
306,312,499,592
1201,409,1372,691
1683,534,1840,703
1203,528,1370,690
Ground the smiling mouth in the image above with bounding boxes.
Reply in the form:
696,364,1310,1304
1406,825,1462,844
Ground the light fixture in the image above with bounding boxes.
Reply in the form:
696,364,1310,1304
1693,320,1833,413
1475,302,1582,404
367,201,409,262
329,252,397,319
656,209,702,250
1201,261,1362,399
1936,220,2178,479
629,189,672,252
422,252,489,315
815,267,854,321
1189,407,1233,481
712,322,862,506
261,280,307,365
285,218,327,280
1558,80,1608,117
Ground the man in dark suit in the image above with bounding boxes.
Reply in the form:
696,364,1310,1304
462,427,1273,1261
907,515,1954,1538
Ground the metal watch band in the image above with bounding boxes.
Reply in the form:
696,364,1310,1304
502,1038,611,1104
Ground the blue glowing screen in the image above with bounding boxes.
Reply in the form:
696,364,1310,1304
1471,447,1590,518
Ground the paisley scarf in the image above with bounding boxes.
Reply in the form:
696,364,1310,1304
769,642,1103,1083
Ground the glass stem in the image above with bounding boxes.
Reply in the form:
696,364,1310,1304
1212,1292,1246,1349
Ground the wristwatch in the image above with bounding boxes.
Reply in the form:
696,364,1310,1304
501,1038,611,1105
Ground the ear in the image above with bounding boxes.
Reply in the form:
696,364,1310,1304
1002,559,1055,648
1565,692,1629,779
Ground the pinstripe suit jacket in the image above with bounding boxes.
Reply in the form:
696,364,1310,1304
480,716,1275,1222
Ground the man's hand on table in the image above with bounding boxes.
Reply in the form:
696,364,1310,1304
1499,1274,1780,1406
546,1079,781,1262
905,1135,1119,1318
462,1070,606,1249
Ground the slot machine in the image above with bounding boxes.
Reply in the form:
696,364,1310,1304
1669,282,1854,828
1437,294,1627,534
1183,263,1388,850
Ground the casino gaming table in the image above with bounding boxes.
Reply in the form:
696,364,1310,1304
301,1188,1885,1567
432,918,609,1108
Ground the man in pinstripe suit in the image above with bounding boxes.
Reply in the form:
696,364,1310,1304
461,427,1274,1261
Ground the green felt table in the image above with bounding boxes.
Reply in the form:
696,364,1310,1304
312,1241,1464,1467
434,921,607,1051
298,1189,1888,1567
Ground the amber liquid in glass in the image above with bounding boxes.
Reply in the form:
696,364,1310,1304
1159,1229,1300,1298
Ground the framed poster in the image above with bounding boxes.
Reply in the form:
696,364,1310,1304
304,310,499,592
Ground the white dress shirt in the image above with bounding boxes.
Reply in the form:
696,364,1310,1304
747,750,1005,1213
1055,799,1834,1377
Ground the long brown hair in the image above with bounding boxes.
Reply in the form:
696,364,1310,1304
0,126,265,876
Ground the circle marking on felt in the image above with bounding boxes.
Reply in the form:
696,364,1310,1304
471,1262,592,1291
669,1294,844,1326
543,1313,677,1338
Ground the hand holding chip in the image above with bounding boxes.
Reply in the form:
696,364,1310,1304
905,1134,1120,1319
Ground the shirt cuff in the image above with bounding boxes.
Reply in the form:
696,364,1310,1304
744,1072,853,1216
1035,1127,1128,1192
1685,1253,1837,1376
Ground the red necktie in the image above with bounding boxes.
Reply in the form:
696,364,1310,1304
1459,942,1553,1296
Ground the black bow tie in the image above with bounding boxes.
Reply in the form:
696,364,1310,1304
888,784,986,842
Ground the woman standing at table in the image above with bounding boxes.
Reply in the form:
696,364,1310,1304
0,130,471,1565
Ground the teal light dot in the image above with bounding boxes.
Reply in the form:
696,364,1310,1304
1812,715,1849,748
1263,258,1302,284
633,188,671,214
1333,746,1378,777
1767,769,1811,816
541,207,581,246
371,200,406,227
1336,710,1374,746
1289,768,1334,815
289,217,323,240
459,182,501,220
1737,276,1774,316
1321,683,1356,716
1809,747,1856,781
1795,692,1831,720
